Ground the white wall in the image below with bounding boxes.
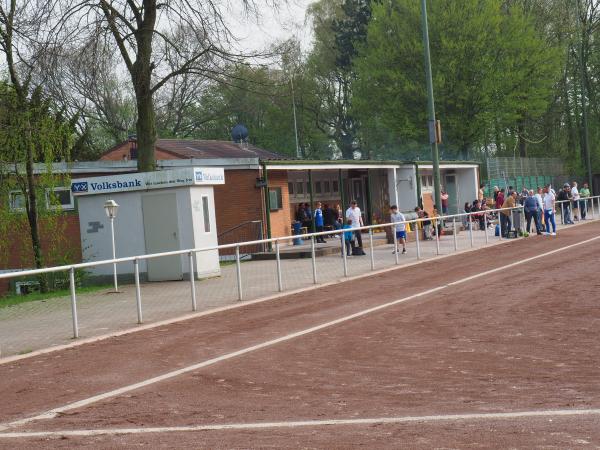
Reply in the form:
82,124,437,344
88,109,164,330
390,166,418,212
77,185,220,280
456,167,479,209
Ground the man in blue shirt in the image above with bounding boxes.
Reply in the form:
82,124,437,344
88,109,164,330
314,202,326,243
523,190,542,235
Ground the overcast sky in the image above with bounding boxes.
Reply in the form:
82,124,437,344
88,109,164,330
229,0,316,53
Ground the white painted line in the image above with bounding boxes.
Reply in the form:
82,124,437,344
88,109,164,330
2,218,596,366
1,234,599,433
2,408,600,438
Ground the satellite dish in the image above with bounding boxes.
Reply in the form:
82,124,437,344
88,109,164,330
231,124,249,143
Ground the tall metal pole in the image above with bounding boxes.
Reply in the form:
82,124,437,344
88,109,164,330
290,76,301,159
575,0,593,190
261,162,272,252
110,217,118,292
421,0,442,215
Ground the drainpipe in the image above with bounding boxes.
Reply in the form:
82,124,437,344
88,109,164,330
261,162,272,251
366,169,373,225
308,169,315,232
339,168,346,213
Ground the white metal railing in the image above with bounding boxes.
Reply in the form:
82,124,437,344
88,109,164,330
1,195,599,341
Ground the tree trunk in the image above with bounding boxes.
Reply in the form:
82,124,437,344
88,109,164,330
134,85,157,172
24,127,48,292
517,120,527,157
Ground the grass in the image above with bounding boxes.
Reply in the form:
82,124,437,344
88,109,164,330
0,284,113,309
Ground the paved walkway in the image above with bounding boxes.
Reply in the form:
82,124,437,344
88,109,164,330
0,219,592,358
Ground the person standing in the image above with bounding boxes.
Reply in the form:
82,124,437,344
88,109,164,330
571,181,580,220
580,182,591,219
501,191,517,237
478,183,485,202
523,190,542,235
543,186,556,236
345,201,365,252
441,189,449,215
557,184,573,224
342,219,354,256
495,188,505,210
314,202,326,243
534,187,544,233
390,205,407,254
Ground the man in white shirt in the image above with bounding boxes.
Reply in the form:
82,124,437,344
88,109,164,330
345,201,364,250
390,205,407,254
543,186,556,236
571,181,580,220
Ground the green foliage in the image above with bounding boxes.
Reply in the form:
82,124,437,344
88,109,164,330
353,0,561,160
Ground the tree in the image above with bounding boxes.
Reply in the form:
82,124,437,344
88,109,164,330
71,0,285,171
353,0,560,160
306,0,372,159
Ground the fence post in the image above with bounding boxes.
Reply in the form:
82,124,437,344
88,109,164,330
590,198,595,219
189,252,197,312
560,202,564,225
275,240,283,292
498,209,503,240
134,258,143,323
369,229,375,271
469,218,474,248
484,212,489,244
311,237,317,284
235,245,243,301
453,217,458,251
511,209,516,237
415,221,421,260
342,231,348,277
393,227,399,265
69,268,79,339
435,222,440,255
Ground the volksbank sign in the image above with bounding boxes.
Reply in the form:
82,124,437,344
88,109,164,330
71,167,225,196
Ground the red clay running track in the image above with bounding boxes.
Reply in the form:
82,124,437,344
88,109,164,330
1,222,600,448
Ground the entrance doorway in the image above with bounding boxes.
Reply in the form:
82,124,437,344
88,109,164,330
142,193,183,281
445,174,459,215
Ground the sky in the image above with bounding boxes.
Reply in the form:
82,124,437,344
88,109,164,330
228,0,316,53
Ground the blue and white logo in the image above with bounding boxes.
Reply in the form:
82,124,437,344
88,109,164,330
194,170,204,182
71,181,89,193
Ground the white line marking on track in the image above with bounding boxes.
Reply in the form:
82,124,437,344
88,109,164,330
2,408,600,438
2,235,599,433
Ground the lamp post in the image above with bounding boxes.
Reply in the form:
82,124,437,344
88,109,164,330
420,0,442,216
104,199,119,292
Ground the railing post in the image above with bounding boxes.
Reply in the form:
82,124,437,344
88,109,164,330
69,268,79,339
484,212,489,244
453,217,457,252
189,252,197,312
511,209,516,237
469,217,474,248
134,258,143,323
590,197,595,219
275,240,283,292
311,237,317,284
435,221,440,255
342,231,348,277
560,202,564,225
415,220,421,260
369,229,375,271
235,245,243,301
393,226,399,265
498,209,503,240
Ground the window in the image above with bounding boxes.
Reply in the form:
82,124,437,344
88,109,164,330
46,187,74,211
324,181,330,193
296,182,304,195
202,196,211,232
288,182,294,195
9,191,26,211
332,180,339,193
269,187,283,211
428,175,433,187
306,182,310,194
315,181,322,194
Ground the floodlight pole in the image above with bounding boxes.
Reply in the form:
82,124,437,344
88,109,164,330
110,216,117,292
421,0,442,215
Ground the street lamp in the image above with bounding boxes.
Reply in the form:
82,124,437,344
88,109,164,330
104,199,119,292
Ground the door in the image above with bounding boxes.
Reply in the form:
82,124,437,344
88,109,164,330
445,174,458,215
142,193,183,281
